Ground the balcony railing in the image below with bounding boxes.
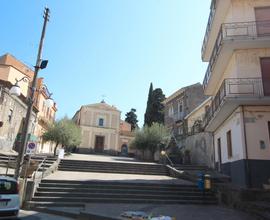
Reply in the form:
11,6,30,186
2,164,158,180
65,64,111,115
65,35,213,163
201,0,217,58
204,77,265,126
173,112,185,122
203,20,270,89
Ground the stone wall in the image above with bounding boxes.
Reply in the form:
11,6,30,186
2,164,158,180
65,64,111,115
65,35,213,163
0,86,36,152
184,132,215,168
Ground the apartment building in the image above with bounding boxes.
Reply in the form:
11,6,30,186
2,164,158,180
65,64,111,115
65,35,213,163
0,53,56,154
164,83,207,140
0,80,37,153
73,101,134,155
33,78,57,154
202,0,270,188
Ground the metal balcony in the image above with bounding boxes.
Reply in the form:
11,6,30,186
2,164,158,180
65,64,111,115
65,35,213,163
201,0,217,59
203,20,270,91
173,112,185,122
204,77,269,129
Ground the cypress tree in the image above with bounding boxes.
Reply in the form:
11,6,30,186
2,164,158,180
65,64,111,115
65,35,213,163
144,83,153,126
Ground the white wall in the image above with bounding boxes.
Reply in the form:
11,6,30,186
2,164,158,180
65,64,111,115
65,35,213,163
214,107,246,164
244,106,270,160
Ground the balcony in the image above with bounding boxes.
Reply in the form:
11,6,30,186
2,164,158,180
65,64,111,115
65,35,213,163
173,112,185,122
201,0,217,59
204,77,270,131
201,0,230,61
203,20,270,94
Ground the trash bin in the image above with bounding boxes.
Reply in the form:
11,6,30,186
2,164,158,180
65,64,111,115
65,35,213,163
197,173,205,191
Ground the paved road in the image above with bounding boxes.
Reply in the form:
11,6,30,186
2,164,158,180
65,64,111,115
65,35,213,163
18,210,72,220
84,203,256,220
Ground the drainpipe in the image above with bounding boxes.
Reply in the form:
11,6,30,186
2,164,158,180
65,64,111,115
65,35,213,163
241,105,251,188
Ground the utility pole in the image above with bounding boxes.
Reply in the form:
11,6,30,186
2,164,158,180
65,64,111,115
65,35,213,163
14,7,50,180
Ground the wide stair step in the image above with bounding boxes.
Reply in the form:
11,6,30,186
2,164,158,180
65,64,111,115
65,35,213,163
28,179,217,208
58,159,168,175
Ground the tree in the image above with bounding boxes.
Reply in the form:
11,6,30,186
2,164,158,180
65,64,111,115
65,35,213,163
130,123,171,160
144,83,153,126
125,108,138,131
42,117,82,156
144,83,166,126
151,88,166,124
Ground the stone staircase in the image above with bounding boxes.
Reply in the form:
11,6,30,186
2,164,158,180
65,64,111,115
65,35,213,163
0,154,58,176
28,179,218,208
58,159,168,176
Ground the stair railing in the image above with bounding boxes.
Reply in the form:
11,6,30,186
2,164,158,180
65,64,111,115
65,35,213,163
32,156,47,182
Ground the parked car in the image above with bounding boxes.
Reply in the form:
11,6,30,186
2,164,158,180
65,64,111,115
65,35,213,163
0,176,20,219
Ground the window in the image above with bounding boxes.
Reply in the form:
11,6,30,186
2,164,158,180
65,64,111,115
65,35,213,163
178,101,183,113
168,106,174,117
99,118,104,127
8,109,13,123
226,130,232,158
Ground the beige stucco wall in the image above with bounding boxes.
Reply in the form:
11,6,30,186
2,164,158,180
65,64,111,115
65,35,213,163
0,66,31,97
214,107,246,164
186,98,211,132
0,66,9,81
225,0,270,23
213,48,270,95
244,106,270,160
80,125,118,150
77,104,121,153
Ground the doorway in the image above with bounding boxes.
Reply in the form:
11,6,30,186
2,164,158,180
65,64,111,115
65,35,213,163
260,58,270,96
95,136,105,153
121,144,128,156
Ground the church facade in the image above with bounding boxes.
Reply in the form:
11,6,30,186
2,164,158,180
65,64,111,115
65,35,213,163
73,101,134,155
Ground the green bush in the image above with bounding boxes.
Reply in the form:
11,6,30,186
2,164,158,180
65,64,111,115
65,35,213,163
130,123,171,160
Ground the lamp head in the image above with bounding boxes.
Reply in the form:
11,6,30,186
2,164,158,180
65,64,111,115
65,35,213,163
9,84,21,97
161,150,166,156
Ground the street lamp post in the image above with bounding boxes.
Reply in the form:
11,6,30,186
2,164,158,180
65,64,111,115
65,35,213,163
13,7,51,180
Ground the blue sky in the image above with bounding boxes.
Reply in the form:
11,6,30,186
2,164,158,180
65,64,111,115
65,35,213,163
0,0,210,126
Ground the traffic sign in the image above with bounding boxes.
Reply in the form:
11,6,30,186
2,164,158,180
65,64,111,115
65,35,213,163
26,142,36,155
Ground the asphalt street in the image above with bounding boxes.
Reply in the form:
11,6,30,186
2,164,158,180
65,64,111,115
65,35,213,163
18,210,73,220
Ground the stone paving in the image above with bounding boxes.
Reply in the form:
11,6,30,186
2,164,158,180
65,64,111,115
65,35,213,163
43,154,255,220
19,210,72,220
65,153,157,165
45,170,194,185
83,203,256,220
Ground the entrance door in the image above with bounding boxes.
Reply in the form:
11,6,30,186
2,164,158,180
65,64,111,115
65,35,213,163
260,58,270,96
255,7,270,36
121,144,128,156
217,138,222,172
95,136,105,153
